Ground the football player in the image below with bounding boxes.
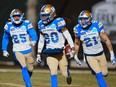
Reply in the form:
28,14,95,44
37,4,75,87
2,9,38,87
73,10,116,87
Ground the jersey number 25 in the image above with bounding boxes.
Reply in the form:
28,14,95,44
12,34,27,43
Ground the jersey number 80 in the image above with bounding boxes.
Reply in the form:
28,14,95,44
44,32,59,44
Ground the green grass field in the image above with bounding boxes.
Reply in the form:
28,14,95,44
0,69,116,87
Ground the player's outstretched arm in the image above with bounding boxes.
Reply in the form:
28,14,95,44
62,27,74,48
100,31,116,65
2,32,10,57
28,28,38,46
37,33,45,63
74,37,82,66
62,27,75,58
74,37,80,54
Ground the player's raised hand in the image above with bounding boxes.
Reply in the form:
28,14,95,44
74,54,82,66
36,54,41,63
3,51,9,57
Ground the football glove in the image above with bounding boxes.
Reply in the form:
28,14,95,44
110,51,116,65
111,58,116,65
69,50,75,59
74,54,82,66
83,57,86,63
30,41,36,46
110,55,116,65
3,51,9,57
36,54,41,63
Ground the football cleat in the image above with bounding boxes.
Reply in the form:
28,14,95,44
66,70,72,85
66,76,72,85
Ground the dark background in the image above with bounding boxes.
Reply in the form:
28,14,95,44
0,0,115,63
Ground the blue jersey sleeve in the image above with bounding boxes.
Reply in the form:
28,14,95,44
96,21,104,33
2,32,10,51
55,18,66,31
2,23,10,51
26,21,38,42
73,25,81,38
37,20,43,32
28,29,38,42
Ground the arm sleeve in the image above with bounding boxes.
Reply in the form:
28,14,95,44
38,33,45,53
73,25,80,38
63,30,74,48
28,29,38,42
57,18,66,31
97,21,104,33
27,21,38,42
2,32,10,51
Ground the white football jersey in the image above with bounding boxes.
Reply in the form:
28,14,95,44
74,21,104,55
4,20,34,52
38,18,66,49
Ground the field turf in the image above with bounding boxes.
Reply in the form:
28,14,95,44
0,69,116,87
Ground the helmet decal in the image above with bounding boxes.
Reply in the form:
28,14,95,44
10,9,24,24
78,10,92,28
40,4,56,24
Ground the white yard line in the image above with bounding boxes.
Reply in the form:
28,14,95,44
0,82,87,87
0,82,25,87
0,68,116,74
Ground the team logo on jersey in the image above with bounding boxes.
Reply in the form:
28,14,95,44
4,24,8,30
98,22,103,28
10,27,15,31
58,20,65,27
91,27,97,33
74,28,77,32
28,24,33,29
81,31,86,35
21,26,26,31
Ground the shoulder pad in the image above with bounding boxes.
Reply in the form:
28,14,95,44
55,17,64,21
92,20,103,28
4,22,12,30
55,17,66,28
6,22,12,25
24,20,31,23
92,20,101,24
38,20,42,25
74,24,80,30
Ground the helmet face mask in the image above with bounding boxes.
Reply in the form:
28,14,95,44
40,4,56,24
10,9,24,24
78,10,92,28
40,12,51,23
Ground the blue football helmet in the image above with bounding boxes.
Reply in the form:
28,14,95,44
10,9,24,24
78,10,92,28
40,4,56,24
